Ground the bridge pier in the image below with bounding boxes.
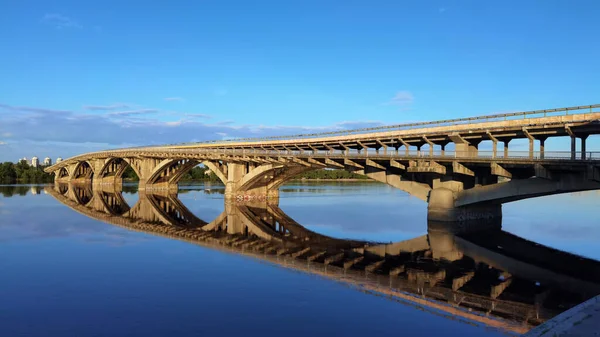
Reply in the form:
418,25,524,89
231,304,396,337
427,187,502,226
204,161,298,202
449,134,481,158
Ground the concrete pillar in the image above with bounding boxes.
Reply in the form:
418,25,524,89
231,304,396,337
423,137,434,157
571,135,576,160
135,158,180,193
449,134,478,158
427,188,502,224
504,140,510,158
220,163,284,202
538,137,547,159
581,135,588,160
527,138,533,159
487,133,499,159
417,145,422,156
225,202,245,235
224,163,246,200
398,138,410,156
441,144,446,156
523,130,534,159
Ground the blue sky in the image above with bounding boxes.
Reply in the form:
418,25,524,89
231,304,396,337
0,1,599,161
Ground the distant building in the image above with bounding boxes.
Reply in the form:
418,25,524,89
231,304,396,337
19,157,27,165
44,157,52,166
56,157,63,163
31,156,39,168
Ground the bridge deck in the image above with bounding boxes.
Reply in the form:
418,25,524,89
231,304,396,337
45,104,600,172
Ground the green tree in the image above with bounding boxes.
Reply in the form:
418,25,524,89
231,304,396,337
0,162,17,184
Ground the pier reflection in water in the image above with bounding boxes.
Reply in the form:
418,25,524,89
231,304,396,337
44,182,600,335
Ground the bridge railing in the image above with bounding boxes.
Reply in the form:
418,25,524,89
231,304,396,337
161,104,599,146
148,147,600,161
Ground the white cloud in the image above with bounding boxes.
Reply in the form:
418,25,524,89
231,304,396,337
389,91,414,106
0,102,393,161
0,103,71,114
42,13,81,29
83,104,131,111
108,109,159,117
0,141,6,145
185,113,211,119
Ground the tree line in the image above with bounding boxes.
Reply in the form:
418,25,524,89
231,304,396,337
0,162,54,184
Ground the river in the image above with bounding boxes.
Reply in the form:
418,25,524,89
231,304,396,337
1,182,599,336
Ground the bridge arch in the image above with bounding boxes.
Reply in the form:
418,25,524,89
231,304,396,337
57,183,69,195
69,184,93,206
57,167,70,180
456,175,600,207
121,158,144,181
98,158,130,179
230,162,431,202
70,160,95,180
235,164,286,192
146,159,200,186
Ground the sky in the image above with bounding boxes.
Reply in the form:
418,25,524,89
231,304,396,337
0,0,599,162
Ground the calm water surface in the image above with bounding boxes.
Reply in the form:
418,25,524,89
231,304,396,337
1,182,599,336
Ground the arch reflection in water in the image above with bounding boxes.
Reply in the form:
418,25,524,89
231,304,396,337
46,183,600,335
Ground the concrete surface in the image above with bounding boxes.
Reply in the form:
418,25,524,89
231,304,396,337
524,295,600,336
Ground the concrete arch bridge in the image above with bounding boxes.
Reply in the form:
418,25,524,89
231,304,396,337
45,104,600,222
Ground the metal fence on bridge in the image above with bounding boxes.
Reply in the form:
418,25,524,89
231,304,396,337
115,147,600,161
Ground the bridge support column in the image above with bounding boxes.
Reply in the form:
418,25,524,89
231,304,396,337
581,134,588,160
224,163,247,200
538,137,547,159
209,162,284,202
570,135,576,160
224,201,246,235
523,130,534,159
90,159,124,188
128,158,180,192
503,140,510,158
427,188,502,227
449,134,479,158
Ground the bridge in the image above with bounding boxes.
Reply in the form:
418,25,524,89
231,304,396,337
46,184,600,335
45,104,600,225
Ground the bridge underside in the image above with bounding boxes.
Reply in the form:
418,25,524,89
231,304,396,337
48,154,600,230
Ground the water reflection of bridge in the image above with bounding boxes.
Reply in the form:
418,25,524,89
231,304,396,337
47,183,600,335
